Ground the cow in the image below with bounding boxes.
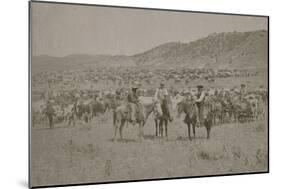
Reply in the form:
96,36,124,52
32,99,47,127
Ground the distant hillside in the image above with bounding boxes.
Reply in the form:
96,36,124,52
32,30,268,73
134,30,268,69
32,54,135,73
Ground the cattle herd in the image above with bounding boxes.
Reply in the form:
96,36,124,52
31,66,268,140
32,67,258,90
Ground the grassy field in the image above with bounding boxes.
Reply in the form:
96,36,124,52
31,110,268,187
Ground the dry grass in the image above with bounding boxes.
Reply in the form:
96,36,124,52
31,112,268,187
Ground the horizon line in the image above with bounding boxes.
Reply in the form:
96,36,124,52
32,29,268,58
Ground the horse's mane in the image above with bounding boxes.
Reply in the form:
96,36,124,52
178,97,196,115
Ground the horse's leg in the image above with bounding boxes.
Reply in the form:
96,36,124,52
138,122,141,139
154,119,158,137
159,119,163,137
47,115,51,128
230,110,234,123
158,120,161,137
87,111,91,123
235,110,238,123
192,121,196,139
187,123,191,140
67,115,71,126
114,121,118,141
119,119,125,140
206,121,211,139
85,113,88,123
137,122,144,141
87,112,90,123
70,116,73,127
223,111,226,124
142,122,145,138
113,113,120,141
73,114,76,127
165,120,168,138
50,115,54,129
207,127,211,139
84,113,87,123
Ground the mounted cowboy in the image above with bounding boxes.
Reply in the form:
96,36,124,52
240,84,247,100
127,81,141,123
46,99,55,129
195,85,206,127
153,82,173,122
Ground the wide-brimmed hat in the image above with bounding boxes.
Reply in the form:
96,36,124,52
48,99,55,103
183,89,190,94
132,81,140,89
197,85,204,89
160,82,165,86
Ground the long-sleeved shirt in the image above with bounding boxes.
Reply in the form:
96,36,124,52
128,91,139,103
195,91,206,103
154,88,168,102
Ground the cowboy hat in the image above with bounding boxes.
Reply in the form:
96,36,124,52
160,82,165,86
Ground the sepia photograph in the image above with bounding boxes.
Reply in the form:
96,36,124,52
29,1,268,188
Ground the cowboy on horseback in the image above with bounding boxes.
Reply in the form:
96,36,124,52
127,82,141,123
46,99,55,129
195,85,206,127
239,83,247,100
153,82,173,122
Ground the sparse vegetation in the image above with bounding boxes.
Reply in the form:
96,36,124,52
31,113,268,186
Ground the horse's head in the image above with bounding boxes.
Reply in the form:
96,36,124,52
177,97,192,117
121,104,135,124
176,101,184,118
151,100,162,118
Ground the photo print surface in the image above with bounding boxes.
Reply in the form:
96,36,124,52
29,1,269,188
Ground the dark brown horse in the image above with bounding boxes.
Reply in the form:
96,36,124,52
203,96,215,139
177,95,214,140
177,96,197,140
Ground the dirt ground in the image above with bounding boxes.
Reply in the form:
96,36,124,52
31,110,268,187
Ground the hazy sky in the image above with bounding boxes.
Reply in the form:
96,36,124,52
31,2,267,57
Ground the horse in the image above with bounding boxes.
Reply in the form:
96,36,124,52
32,99,47,127
76,99,92,123
112,97,155,141
177,94,215,140
63,103,76,126
203,96,215,139
203,95,222,125
177,95,197,140
153,98,172,138
236,98,253,122
90,99,106,117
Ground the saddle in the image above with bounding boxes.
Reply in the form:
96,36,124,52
123,102,139,123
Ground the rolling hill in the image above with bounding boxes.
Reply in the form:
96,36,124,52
134,30,268,69
32,30,268,73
